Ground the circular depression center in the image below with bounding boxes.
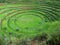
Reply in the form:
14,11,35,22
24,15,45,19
14,14,44,29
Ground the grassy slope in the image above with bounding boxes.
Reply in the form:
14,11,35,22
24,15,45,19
0,2,60,45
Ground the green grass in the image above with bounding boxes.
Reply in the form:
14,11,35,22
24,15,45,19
0,1,60,45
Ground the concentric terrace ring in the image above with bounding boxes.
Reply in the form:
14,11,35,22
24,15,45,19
0,5,60,38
